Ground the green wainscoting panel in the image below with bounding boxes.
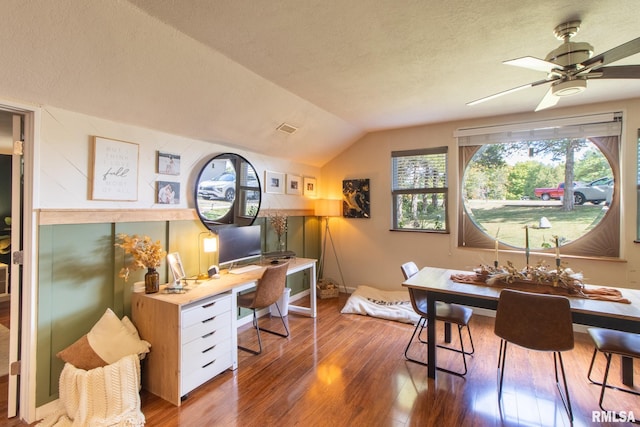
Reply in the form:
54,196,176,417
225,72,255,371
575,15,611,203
37,223,115,404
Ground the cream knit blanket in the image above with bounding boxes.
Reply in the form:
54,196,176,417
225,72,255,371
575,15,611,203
38,354,145,426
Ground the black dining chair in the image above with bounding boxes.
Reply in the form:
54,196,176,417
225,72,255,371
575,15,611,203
494,289,575,421
586,328,640,412
401,261,475,376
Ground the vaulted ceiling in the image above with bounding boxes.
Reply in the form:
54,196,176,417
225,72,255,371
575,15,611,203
1,1,639,166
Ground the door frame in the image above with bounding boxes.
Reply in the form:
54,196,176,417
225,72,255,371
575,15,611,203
1,100,38,423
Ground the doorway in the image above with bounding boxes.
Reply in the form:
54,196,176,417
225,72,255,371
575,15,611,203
0,112,14,418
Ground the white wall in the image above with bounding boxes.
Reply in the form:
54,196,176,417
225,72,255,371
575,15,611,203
320,99,640,290
38,106,320,211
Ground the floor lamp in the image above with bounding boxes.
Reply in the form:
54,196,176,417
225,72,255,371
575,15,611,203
315,199,347,293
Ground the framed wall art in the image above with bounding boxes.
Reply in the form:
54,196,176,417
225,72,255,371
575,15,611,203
91,136,139,201
157,181,180,204
265,171,285,194
157,151,180,175
343,178,370,218
303,176,317,197
286,174,302,195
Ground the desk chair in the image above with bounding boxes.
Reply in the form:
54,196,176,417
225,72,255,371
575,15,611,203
237,262,290,355
494,289,574,421
401,261,475,376
587,328,640,412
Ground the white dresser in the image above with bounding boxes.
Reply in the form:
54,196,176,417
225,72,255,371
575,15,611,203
179,293,233,397
132,288,237,406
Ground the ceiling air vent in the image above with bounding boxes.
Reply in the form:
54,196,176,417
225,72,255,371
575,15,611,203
276,123,298,135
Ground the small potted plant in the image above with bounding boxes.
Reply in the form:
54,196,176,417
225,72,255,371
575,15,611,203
115,234,167,293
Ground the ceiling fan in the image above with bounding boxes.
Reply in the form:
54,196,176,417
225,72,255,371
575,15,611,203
468,21,640,111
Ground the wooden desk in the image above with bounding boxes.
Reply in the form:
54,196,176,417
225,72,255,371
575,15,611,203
132,257,317,405
402,267,640,381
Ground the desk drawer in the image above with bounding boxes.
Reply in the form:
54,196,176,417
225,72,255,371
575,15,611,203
181,294,231,329
182,311,231,345
181,335,232,376
181,319,231,361
181,340,233,396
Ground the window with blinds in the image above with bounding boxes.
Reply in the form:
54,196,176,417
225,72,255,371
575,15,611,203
391,147,448,232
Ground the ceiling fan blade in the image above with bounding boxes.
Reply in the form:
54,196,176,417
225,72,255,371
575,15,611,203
534,86,559,112
584,65,640,79
581,37,640,69
504,56,561,73
467,78,552,106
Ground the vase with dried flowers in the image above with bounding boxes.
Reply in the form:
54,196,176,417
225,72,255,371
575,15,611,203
268,211,288,252
115,234,167,293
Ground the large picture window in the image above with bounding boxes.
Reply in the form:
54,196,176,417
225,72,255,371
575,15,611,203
391,147,448,232
456,113,621,258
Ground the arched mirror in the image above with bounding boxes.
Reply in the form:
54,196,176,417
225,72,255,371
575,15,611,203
195,153,261,229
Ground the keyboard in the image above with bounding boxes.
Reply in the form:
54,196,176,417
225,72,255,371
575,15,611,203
229,264,262,275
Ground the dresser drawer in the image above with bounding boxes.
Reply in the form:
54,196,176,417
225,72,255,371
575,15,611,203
181,319,232,363
181,294,231,329
181,341,233,396
181,335,232,376
182,311,231,345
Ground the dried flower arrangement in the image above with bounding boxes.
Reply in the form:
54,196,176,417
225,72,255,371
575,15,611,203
115,233,167,281
477,260,584,293
268,211,288,241
453,260,630,303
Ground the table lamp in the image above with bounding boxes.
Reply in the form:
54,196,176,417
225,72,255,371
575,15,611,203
198,232,218,280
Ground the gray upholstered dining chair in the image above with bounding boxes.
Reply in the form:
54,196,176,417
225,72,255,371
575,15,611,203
494,289,575,421
586,327,640,412
401,261,475,376
237,262,290,355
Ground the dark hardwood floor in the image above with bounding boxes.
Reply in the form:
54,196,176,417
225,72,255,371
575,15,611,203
1,295,639,426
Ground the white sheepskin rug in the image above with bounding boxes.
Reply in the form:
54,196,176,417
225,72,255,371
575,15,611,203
341,285,420,324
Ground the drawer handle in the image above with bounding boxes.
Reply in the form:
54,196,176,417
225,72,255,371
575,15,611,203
202,316,216,324
202,359,216,368
202,345,216,353
202,301,216,309
202,331,216,339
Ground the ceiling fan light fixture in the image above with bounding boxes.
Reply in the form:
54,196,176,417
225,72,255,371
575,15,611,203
552,78,587,97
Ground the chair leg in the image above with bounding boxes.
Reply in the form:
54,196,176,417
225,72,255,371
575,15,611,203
587,349,640,414
404,317,428,366
259,302,290,339
497,340,508,397
554,352,573,421
405,317,472,377
238,309,263,355
238,305,290,355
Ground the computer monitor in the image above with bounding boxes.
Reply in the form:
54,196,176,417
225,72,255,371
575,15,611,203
217,225,262,266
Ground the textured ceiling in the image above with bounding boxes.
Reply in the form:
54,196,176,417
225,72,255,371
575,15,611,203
1,1,639,166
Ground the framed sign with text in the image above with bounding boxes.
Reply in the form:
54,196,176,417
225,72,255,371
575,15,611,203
91,136,139,201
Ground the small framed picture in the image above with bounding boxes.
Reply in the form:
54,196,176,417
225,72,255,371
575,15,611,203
90,136,139,201
286,174,302,195
157,181,180,204
304,177,317,197
157,151,180,175
166,252,186,289
265,171,285,194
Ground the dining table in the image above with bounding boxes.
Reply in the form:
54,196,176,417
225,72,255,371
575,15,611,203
402,266,640,382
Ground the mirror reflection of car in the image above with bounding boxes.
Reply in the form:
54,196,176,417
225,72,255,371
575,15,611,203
198,173,236,201
572,177,613,205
